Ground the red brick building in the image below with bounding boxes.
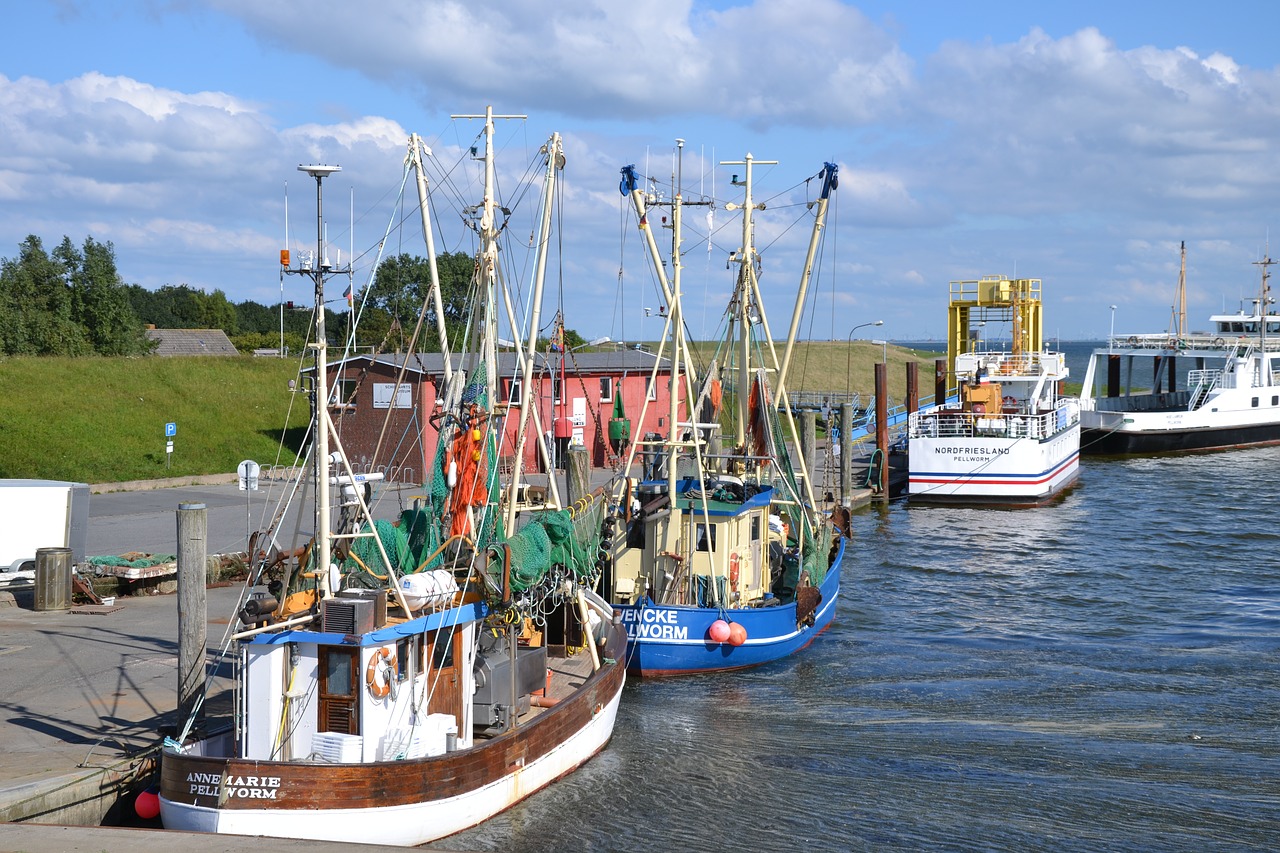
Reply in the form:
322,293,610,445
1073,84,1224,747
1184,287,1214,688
317,349,680,483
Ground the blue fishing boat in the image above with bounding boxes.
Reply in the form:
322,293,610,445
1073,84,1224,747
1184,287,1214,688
605,145,848,676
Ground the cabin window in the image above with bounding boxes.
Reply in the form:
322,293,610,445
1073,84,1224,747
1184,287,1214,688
751,514,761,542
1270,323,1280,334
1253,397,1260,408
395,636,419,682
599,377,613,402
330,378,357,409
431,633,455,670
318,647,359,734
506,377,523,405
695,522,718,552
1273,396,1278,407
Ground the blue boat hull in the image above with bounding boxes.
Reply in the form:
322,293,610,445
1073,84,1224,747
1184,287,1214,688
616,536,845,677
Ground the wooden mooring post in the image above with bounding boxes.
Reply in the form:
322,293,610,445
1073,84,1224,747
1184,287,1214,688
177,502,207,730
839,402,853,505
874,363,889,500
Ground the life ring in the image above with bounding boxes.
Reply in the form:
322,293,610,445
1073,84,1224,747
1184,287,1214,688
365,646,396,699
1213,337,1225,348
729,553,741,588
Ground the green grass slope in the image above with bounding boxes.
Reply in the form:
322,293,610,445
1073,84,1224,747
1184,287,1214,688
0,356,311,483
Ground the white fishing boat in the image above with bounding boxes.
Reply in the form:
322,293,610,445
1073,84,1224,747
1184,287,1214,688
1080,250,1280,454
158,110,626,847
604,147,847,676
908,276,1080,505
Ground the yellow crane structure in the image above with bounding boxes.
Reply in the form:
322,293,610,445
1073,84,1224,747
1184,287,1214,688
945,276,1043,375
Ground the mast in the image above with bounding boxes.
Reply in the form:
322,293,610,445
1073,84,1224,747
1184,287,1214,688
721,153,777,439
667,140,685,500
506,132,564,527
1254,252,1274,381
408,134,453,384
296,164,345,593
779,163,838,392
1177,241,1187,340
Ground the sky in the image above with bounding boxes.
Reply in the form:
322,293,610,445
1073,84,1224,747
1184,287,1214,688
4,0,1280,344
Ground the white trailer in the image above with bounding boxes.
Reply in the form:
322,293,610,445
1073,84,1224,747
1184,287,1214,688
0,480,91,583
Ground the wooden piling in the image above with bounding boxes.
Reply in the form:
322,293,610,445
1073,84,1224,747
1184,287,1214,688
839,402,853,505
565,445,590,507
799,410,816,492
875,363,889,499
934,358,947,406
906,361,919,413
177,502,207,730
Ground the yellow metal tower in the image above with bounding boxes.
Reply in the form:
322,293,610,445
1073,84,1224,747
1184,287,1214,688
945,276,1043,375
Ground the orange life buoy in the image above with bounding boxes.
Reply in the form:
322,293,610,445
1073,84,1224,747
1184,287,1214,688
729,553,741,588
365,646,396,699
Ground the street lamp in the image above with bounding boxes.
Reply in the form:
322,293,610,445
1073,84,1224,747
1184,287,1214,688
846,320,884,400
1109,304,1117,353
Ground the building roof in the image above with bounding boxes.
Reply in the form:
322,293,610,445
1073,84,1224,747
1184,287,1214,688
317,349,671,375
145,328,240,356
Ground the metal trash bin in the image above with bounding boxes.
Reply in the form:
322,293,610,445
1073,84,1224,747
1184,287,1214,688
34,547,73,611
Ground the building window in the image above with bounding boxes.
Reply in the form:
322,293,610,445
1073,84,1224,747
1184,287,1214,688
506,377,523,405
552,375,563,404
331,378,357,409
599,377,613,402
646,376,657,401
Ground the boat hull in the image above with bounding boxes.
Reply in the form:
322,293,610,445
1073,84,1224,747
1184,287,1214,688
908,425,1080,506
617,536,844,677
1081,416,1280,455
158,626,626,847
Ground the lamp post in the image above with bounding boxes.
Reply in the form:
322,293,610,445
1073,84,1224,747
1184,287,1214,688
846,320,884,400
872,339,888,364
1109,304,1117,353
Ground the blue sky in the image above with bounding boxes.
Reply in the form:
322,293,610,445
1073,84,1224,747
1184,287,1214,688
4,1,1279,343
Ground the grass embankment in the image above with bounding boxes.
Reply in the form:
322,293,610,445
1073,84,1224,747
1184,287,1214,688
683,339,942,399
0,356,310,483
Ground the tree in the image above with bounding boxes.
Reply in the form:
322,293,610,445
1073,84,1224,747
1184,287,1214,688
0,235,90,355
363,251,474,352
58,237,148,355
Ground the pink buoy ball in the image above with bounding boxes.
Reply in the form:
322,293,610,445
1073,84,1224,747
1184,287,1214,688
134,787,161,820
727,622,748,647
708,619,731,643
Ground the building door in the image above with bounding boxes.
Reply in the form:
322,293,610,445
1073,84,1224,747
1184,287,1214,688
318,647,360,734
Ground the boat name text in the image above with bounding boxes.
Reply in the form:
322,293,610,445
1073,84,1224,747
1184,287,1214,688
620,608,689,640
186,772,282,799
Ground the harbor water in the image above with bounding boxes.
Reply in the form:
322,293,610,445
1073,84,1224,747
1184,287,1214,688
430,443,1280,851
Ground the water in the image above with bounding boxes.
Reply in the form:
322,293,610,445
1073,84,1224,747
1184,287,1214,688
427,431,1280,852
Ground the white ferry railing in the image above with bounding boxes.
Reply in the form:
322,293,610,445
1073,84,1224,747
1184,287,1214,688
1185,368,1222,411
908,400,1079,441
1108,333,1280,352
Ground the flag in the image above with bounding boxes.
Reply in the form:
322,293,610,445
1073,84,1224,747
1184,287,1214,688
343,284,353,308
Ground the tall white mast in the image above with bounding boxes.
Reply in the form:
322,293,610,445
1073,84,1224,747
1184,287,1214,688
297,164,344,593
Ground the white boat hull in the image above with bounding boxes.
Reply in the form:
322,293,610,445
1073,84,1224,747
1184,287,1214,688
160,683,622,847
909,424,1080,504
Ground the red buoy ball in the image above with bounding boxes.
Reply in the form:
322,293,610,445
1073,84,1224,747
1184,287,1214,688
708,619,731,643
134,787,161,820
727,622,748,647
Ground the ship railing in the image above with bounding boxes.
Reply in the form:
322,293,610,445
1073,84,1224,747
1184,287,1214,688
1107,333,1280,352
908,401,1078,440
1186,369,1222,411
